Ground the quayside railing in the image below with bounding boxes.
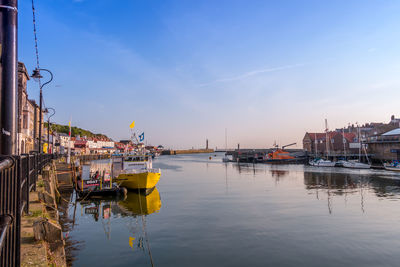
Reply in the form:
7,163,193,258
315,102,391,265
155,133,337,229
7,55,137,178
0,152,111,267
0,153,56,267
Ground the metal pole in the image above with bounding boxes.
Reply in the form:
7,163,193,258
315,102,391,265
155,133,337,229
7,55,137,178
0,0,18,155
31,69,53,154
47,118,49,153
45,107,54,154
38,89,42,153
33,102,37,151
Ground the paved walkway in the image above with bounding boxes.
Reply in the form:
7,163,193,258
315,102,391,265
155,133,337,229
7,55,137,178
21,185,47,267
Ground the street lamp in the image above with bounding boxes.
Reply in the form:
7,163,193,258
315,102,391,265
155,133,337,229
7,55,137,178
31,68,53,153
45,107,55,153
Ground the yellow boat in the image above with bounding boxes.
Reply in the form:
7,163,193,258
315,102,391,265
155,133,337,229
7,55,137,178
113,154,161,190
118,187,162,215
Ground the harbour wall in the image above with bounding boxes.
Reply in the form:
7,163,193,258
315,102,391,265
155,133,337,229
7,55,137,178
162,149,215,155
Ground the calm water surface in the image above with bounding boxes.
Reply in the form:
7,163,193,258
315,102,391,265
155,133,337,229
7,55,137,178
67,153,400,267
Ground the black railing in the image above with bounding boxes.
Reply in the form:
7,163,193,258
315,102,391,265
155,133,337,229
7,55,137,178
0,153,56,267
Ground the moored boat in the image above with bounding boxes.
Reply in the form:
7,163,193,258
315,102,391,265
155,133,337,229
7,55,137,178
309,158,336,167
309,120,336,167
263,144,307,164
341,125,371,169
113,154,161,190
384,161,400,172
342,160,371,169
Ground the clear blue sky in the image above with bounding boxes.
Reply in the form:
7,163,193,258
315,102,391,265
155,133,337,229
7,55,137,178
19,0,400,149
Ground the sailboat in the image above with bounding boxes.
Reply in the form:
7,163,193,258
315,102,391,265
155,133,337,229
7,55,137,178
342,125,371,169
335,128,348,167
222,128,230,162
309,119,336,167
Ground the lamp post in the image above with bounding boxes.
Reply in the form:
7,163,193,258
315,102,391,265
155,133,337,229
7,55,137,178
45,107,55,153
31,68,53,153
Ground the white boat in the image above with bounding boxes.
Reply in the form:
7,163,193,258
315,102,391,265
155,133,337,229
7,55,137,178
310,120,335,167
341,125,371,169
342,160,370,169
384,162,400,172
335,160,347,167
309,158,336,167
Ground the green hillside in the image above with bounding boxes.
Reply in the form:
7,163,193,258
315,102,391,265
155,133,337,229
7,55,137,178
45,122,110,140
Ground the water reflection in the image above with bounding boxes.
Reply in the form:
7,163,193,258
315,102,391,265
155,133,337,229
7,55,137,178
270,169,289,178
303,171,400,214
69,186,161,266
68,155,400,267
232,162,266,175
118,188,162,216
304,172,364,214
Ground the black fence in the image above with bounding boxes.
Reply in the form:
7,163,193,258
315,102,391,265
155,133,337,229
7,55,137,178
0,153,56,267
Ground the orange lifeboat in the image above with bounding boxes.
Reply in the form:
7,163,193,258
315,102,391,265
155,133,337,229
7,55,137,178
267,149,295,160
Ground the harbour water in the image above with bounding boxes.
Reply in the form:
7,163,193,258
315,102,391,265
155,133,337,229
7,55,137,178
67,153,400,267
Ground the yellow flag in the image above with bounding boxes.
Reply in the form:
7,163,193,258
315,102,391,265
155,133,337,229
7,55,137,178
129,237,135,248
129,121,135,129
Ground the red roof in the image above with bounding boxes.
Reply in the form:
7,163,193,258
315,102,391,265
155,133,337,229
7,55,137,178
308,132,335,141
343,132,356,142
74,140,87,146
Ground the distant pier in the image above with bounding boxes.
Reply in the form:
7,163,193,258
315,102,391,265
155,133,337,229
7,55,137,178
162,149,215,155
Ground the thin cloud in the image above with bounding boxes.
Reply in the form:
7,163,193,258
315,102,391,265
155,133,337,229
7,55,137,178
198,63,305,87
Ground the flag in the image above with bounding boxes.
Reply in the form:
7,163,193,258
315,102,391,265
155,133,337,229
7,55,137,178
69,120,71,137
139,132,144,142
130,121,135,129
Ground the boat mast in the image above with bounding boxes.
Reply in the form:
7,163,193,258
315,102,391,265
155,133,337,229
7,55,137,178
314,133,318,157
325,119,329,159
358,125,361,162
342,127,346,160
225,128,227,151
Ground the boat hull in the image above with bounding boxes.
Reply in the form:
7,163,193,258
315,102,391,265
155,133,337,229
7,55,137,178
384,163,400,172
309,160,336,167
342,161,371,169
115,171,161,190
262,157,308,164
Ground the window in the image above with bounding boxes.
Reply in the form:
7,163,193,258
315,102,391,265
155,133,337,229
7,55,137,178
331,139,334,143
23,114,28,129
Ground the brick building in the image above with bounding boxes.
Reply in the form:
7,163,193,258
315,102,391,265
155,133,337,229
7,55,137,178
366,128,400,161
303,132,357,155
17,62,43,154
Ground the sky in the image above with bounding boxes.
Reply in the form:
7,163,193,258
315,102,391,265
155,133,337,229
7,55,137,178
18,0,400,149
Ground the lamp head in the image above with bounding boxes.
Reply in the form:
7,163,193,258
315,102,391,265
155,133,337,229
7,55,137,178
31,68,43,81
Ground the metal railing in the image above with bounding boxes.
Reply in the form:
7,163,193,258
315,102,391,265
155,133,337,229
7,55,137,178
0,153,56,267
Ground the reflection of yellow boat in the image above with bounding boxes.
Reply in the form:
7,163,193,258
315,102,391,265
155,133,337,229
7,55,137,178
118,187,162,215
113,155,161,190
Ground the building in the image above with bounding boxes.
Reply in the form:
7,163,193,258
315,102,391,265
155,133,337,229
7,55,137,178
304,115,400,161
366,128,400,161
17,62,44,154
303,132,357,155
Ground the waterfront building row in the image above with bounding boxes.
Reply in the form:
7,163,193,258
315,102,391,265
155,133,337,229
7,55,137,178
303,115,400,161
